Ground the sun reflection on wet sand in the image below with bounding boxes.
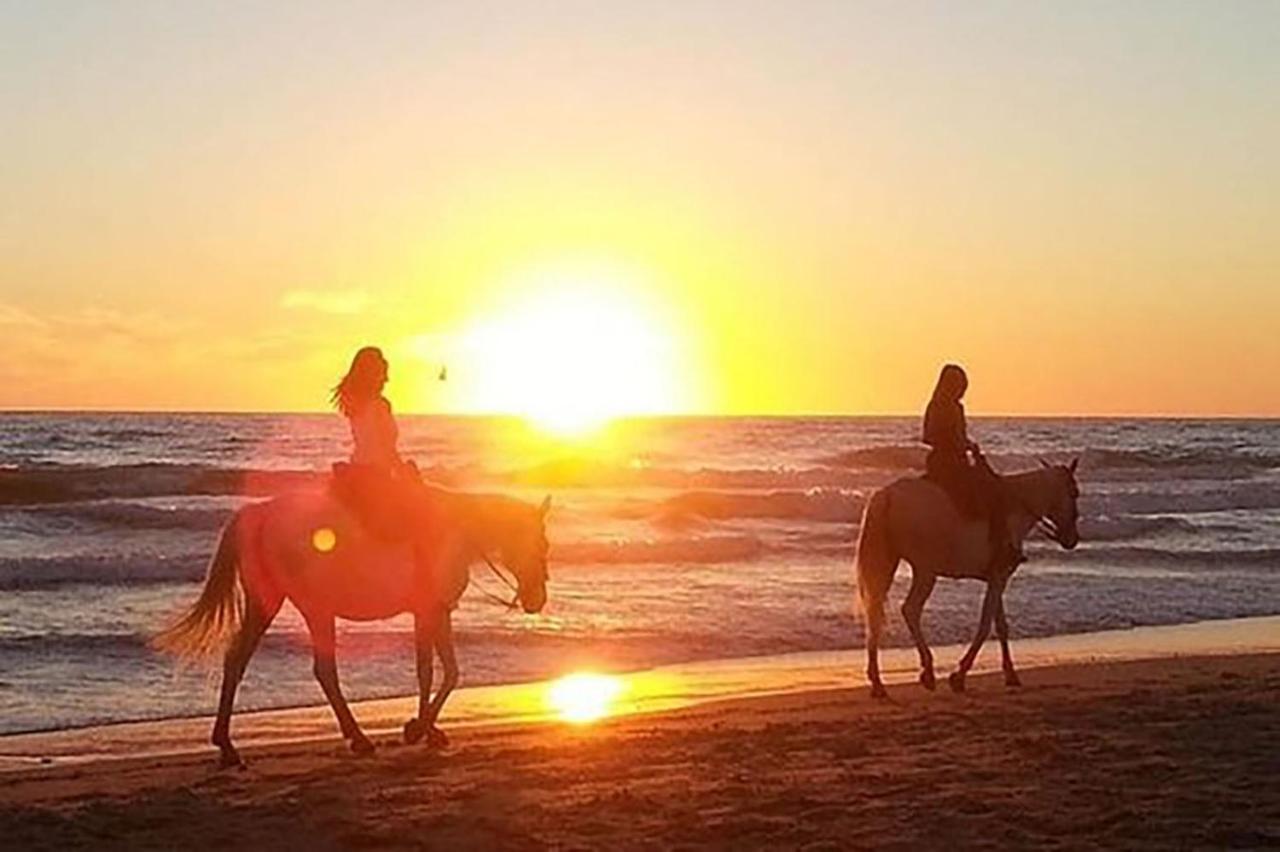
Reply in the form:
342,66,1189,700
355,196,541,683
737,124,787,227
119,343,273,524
547,672,624,724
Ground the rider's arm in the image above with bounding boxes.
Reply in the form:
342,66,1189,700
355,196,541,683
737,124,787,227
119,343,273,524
955,403,978,453
376,397,403,465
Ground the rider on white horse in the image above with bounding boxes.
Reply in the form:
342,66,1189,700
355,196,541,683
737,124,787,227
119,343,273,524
922,364,1022,573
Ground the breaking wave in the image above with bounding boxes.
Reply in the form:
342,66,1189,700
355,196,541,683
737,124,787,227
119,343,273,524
0,554,207,590
11,501,233,533
553,534,767,565
653,489,864,524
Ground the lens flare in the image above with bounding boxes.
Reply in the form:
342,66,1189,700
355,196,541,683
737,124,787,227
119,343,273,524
312,527,337,553
547,672,623,724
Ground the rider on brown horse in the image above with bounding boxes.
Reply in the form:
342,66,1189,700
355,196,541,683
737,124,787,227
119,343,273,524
922,363,1023,572
330,346,444,577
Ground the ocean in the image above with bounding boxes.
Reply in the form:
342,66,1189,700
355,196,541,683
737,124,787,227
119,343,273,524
1,414,1278,734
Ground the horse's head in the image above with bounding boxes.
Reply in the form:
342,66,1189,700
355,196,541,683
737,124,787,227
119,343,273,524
499,495,551,613
1039,457,1081,550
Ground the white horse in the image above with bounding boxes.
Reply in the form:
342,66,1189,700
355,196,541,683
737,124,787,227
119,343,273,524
855,460,1080,697
154,487,550,768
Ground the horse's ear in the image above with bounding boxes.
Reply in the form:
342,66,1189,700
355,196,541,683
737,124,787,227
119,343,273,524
539,495,551,517
1069,457,1079,475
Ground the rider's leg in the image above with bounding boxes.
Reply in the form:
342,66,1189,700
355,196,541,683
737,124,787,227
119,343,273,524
975,460,1022,571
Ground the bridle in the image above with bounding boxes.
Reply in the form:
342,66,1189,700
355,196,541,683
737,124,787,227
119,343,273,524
1028,506,1070,546
1014,462,1077,547
469,542,522,610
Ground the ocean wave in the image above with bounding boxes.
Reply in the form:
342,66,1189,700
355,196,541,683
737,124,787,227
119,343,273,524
553,534,767,565
1077,515,1201,542
508,457,879,490
1071,545,1280,568
0,462,463,506
0,554,206,590
0,464,312,505
655,488,864,524
1085,483,1280,516
1083,446,1280,471
819,445,925,470
12,501,233,532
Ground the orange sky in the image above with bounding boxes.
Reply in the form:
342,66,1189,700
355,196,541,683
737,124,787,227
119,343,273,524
2,3,1278,417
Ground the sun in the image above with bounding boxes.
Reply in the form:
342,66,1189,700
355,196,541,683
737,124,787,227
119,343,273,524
453,267,688,435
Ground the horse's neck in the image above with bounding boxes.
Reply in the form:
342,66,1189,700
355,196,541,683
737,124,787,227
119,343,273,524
1005,470,1057,538
446,492,510,554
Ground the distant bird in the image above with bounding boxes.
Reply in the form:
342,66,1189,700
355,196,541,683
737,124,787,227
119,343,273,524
438,365,448,382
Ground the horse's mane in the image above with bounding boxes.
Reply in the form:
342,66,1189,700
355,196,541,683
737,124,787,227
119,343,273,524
433,488,538,543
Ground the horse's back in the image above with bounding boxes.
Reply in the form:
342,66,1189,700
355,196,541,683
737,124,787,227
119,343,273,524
252,490,421,620
879,476,989,577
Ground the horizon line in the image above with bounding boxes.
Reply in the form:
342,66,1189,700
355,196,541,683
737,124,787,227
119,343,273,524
1,407,1277,422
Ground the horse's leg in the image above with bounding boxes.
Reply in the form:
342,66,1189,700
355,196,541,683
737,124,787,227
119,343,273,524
305,613,374,755
424,612,459,747
995,593,1021,688
901,568,937,691
404,607,443,745
949,579,1003,693
211,594,281,769
865,599,887,699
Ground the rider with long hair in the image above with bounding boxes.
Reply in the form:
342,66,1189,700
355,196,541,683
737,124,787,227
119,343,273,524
923,364,1021,571
331,346,439,564
333,346,403,475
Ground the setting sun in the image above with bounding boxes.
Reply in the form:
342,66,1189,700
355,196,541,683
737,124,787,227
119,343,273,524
547,672,624,724
451,268,690,435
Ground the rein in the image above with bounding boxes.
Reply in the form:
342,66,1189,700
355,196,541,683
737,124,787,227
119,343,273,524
1007,480,1067,545
469,543,521,610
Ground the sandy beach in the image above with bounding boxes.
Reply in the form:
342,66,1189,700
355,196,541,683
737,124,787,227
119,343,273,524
2,620,1278,850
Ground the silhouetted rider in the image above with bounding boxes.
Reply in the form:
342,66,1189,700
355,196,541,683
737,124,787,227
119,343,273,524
923,364,1021,572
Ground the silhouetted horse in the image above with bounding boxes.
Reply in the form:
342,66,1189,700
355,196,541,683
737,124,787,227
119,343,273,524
155,488,550,768
855,460,1080,696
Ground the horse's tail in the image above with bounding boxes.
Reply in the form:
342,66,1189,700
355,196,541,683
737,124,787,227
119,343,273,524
854,486,898,628
152,509,246,661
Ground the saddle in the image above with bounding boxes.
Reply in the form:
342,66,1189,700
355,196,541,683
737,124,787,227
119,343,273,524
330,461,424,543
923,453,985,520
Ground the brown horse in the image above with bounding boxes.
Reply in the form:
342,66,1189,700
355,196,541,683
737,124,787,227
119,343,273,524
855,460,1080,697
154,487,550,768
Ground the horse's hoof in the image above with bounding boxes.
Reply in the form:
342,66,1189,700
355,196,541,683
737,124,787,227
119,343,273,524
1004,671,1023,689
426,726,449,748
350,735,376,757
404,718,427,745
217,748,245,770
948,672,967,693
919,670,936,691
869,683,888,700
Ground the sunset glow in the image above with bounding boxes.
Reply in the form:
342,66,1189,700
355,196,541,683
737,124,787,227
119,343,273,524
2,4,1278,417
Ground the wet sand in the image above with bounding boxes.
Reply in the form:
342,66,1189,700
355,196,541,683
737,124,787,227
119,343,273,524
2,618,1279,849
